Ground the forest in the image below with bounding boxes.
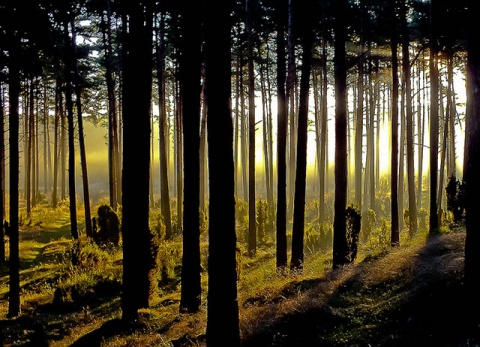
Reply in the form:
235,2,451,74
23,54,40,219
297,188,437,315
1,0,480,346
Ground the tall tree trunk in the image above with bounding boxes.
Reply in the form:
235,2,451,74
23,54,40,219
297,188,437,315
204,0,240,344
121,1,153,323
52,80,61,208
333,0,349,269
390,0,400,246
319,24,328,226
275,0,288,270
175,78,183,233
447,55,457,178
416,57,425,210
43,84,48,196
7,25,21,317
398,79,406,231
402,0,417,237
63,18,78,240
247,0,256,257
464,0,480,312
290,2,314,271
0,78,5,262
265,46,275,218
179,1,202,313
70,19,93,238
355,2,365,210
101,2,120,210
234,53,241,197
156,14,173,240
367,57,376,210
27,80,34,216
61,94,66,201
287,0,296,219
200,83,207,212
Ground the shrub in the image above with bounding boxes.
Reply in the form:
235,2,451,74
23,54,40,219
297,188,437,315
92,205,120,246
446,175,466,223
346,204,361,263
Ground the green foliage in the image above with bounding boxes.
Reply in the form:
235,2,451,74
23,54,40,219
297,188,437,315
418,208,428,231
157,237,182,286
236,197,248,226
361,209,376,243
305,220,333,254
58,241,120,307
69,240,111,269
150,209,167,240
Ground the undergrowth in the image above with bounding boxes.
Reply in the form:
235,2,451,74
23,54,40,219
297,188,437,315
0,200,469,346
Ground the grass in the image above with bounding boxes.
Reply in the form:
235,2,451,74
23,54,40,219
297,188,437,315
0,204,477,346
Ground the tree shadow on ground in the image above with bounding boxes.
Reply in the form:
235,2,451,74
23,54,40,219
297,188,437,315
241,230,480,346
70,318,125,346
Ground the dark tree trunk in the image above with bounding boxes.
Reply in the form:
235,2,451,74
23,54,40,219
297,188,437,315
204,0,240,345
276,0,288,271
156,14,173,240
355,2,365,209
319,23,328,226
464,0,480,313
401,0,417,238
63,18,79,240
287,0,296,219
390,0,400,247
100,2,120,210
0,75,5,262
290,1,314,272
70,19,93,239
333,0,349,269
121,1,153,323
8,26,21,317
52,80,61,208
179,0,202,313
246,0,256,257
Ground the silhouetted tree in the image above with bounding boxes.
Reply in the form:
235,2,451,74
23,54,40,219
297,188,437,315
275,0,288,271
247,0,257,257
333,0,349,269
464,0,480,314
6,3,21,316
0,52,5,263
121,0,154,323
290,0,315,272
429,0,440,234
401,0,417,238
179,0,202,313
391,0,400,247
155,13,173,240
204,0,240,344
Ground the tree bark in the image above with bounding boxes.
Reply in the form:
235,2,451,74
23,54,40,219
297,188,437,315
63,17,79,240
121,1,153,323
464,0,480,313
156,14,173,240
390,0,400,246
402,0,417,238
333,0,349,269
70,19,93,239
247,0,257,257
204,0,240,344
8,23,21,317
179,0,202,313
290,2,314,271
275,0,288,270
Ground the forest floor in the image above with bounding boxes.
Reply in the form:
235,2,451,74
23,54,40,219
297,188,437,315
0,205,478,346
